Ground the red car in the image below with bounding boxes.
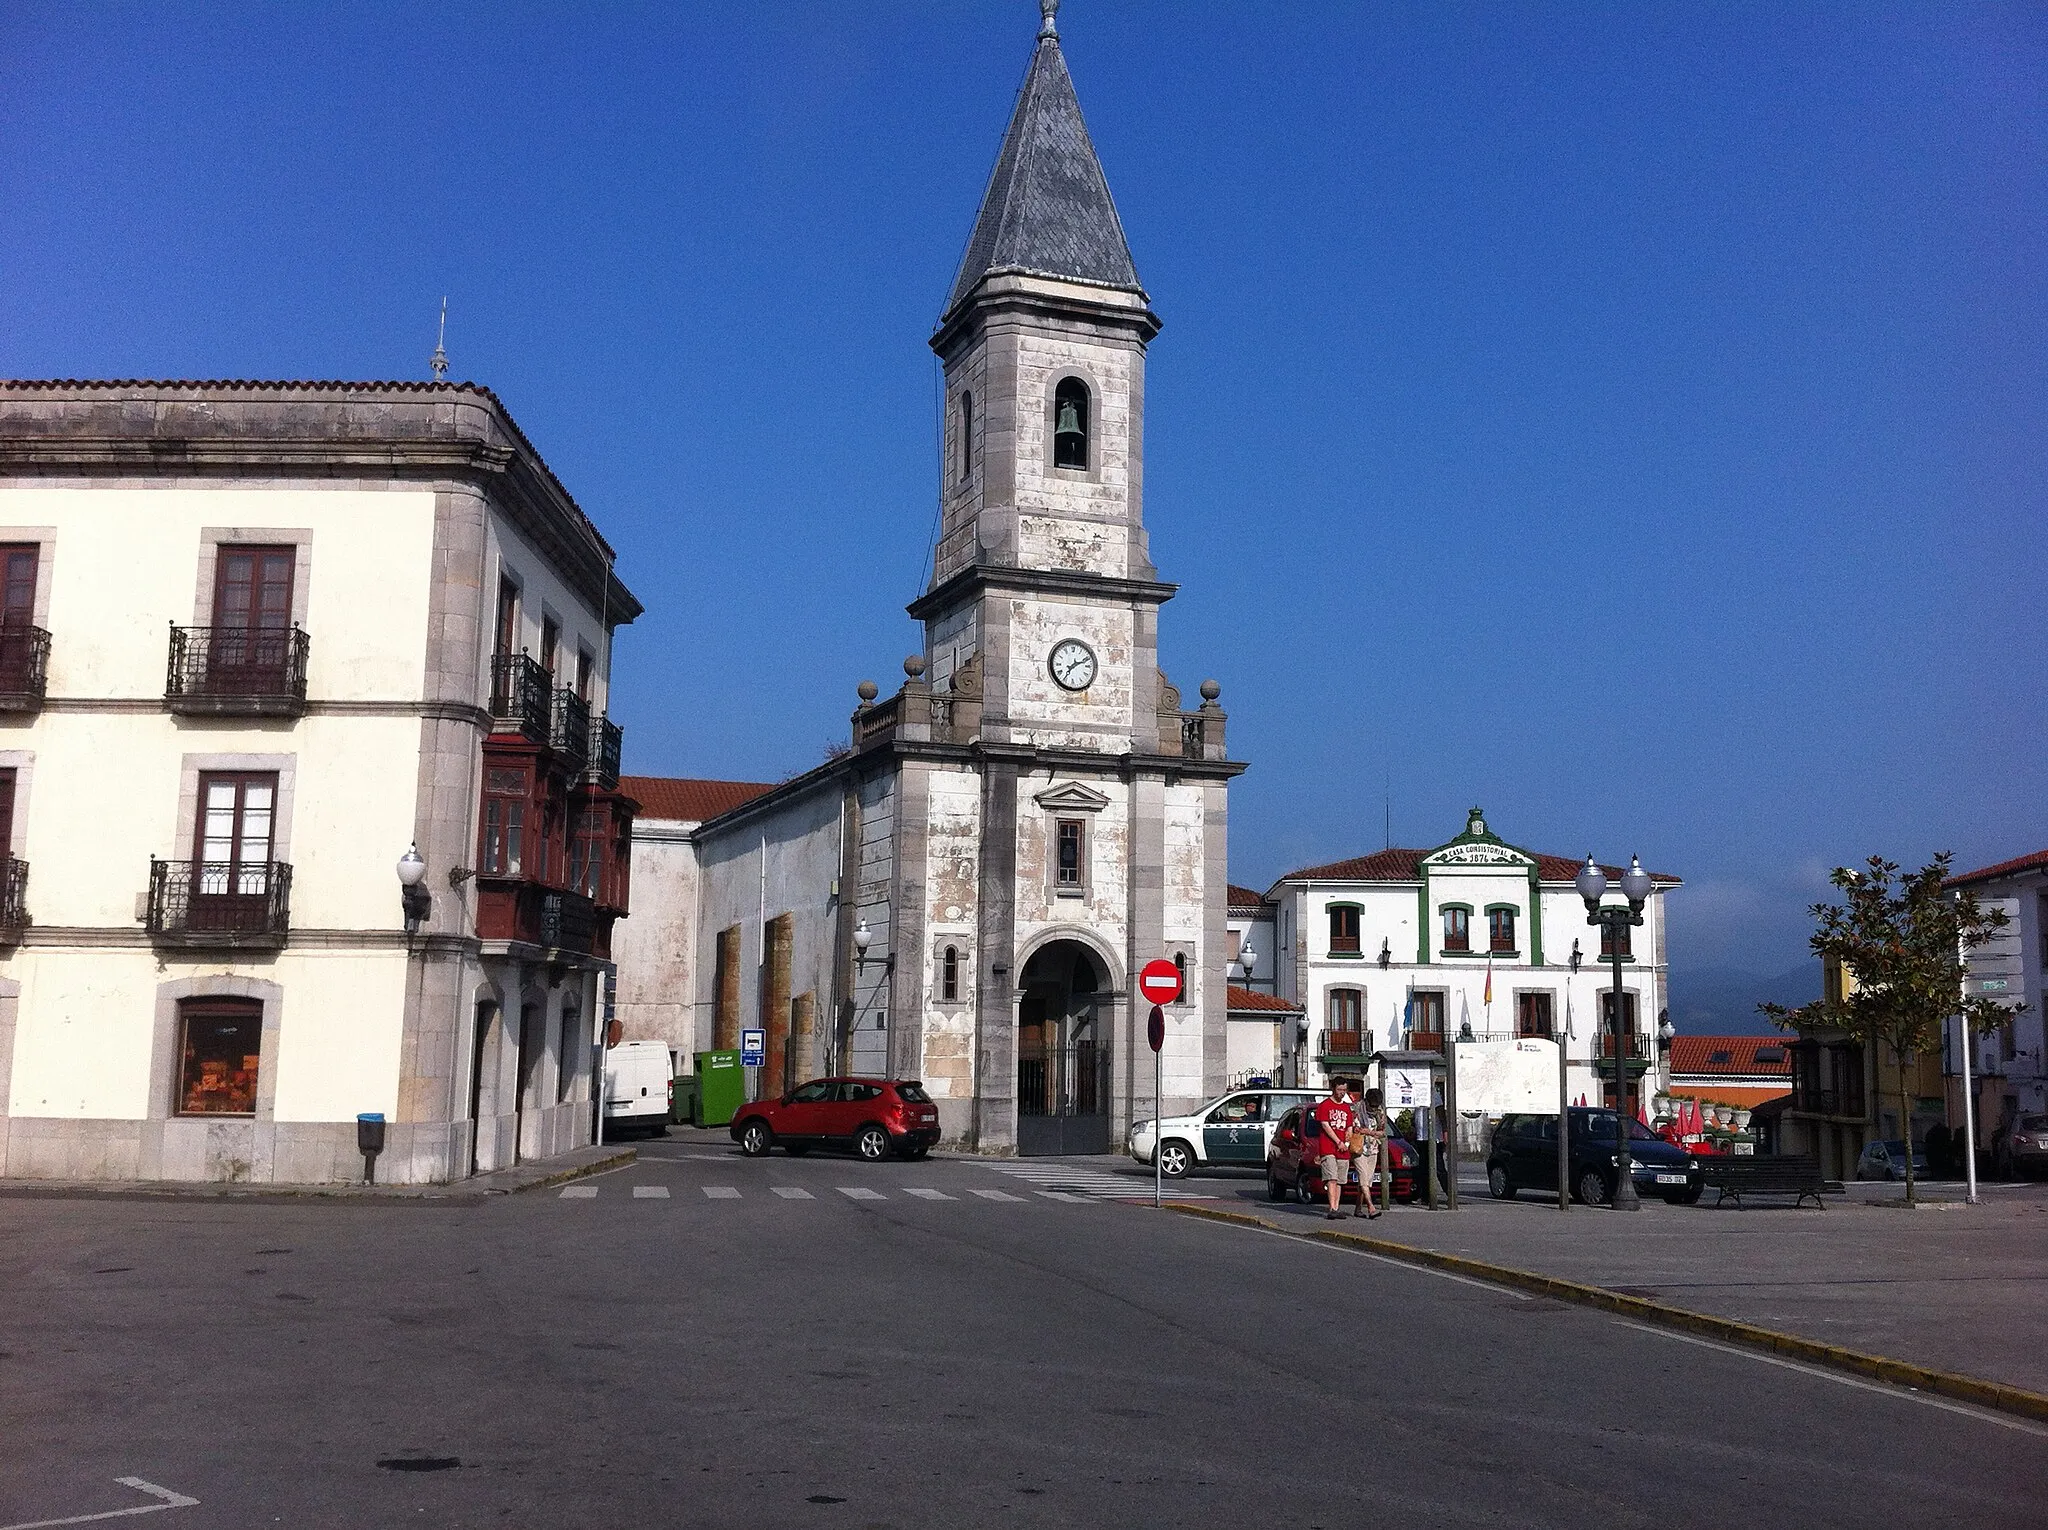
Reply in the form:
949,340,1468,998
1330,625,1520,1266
1265,1102,1419,1206
730,1077,941,1162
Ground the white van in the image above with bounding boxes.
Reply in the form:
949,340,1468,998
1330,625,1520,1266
602,1040,673,1138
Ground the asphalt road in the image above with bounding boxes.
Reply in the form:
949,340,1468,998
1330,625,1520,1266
3,1144,2043,1530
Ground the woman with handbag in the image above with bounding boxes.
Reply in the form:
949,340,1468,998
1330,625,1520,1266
1349,1081,1388,1218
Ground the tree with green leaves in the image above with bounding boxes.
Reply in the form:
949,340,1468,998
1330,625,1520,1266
1761,853,2018,1204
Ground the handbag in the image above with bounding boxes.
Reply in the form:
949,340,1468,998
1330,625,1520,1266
1347,1127,1367,1155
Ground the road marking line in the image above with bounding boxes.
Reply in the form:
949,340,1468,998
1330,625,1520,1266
902,1187,954,1200
1034,1190,1093,1203
558,1185,598,1199
631,1185,670,1199
1,1477,199,1529
772,1187,814,1200
1608,1321,2048,1436
702,1186,742,1199
838,1187,886,1200
967,1188,1027,1201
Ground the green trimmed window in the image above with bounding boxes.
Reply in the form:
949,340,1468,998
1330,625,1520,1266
1441,905,1471,953
1486,905,1517,953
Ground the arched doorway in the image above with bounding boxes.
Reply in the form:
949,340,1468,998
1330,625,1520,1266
1016,940,1113,1156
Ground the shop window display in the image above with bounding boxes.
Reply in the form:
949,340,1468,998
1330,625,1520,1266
177,999,261,1116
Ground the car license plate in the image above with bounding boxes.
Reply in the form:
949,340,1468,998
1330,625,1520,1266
1654,1173,1686,1185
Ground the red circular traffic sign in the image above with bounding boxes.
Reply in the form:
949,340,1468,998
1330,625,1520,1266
1147,1005,1165,1053
1138,958,1183,1006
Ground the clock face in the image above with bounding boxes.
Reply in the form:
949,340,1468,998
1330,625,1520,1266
1049,639,1097,692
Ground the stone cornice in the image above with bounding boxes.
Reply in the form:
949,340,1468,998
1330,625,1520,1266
691,738,1247,843
906,562,1177,623
0,383,641,623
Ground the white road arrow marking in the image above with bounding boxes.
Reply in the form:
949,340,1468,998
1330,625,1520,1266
1,1478,198,1530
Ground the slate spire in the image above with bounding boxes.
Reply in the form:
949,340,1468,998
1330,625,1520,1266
942,3,1142,319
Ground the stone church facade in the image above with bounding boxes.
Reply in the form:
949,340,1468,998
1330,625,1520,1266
680,10,1244,1153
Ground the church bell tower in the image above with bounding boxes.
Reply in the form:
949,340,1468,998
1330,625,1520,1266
914,0,1169,754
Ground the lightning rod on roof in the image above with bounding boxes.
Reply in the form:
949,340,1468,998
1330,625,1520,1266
430,298,449,381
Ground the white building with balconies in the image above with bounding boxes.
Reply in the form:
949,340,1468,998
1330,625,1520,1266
0,380,639,1185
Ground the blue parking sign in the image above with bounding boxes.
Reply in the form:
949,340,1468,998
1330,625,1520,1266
740,1028,766,1067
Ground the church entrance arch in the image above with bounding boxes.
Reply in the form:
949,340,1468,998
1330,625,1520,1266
1016,939,1113,1156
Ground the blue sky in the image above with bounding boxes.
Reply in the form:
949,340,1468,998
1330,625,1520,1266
3,2,2041,1001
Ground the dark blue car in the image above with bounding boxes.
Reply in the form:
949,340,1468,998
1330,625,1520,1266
1487,1108,1705,1205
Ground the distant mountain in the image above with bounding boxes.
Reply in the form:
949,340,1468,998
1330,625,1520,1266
1668,964,1820,1035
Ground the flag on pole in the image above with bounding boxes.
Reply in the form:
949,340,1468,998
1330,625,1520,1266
1483,955,1493,1012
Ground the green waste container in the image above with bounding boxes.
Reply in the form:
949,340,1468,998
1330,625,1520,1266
671,1072,699,1127
693,1050,744,1129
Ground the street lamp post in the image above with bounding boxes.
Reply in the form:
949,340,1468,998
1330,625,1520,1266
1577,853,1654,1211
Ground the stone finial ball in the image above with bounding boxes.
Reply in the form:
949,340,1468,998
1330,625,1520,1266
904,654,927,678
857,680,879,702
1199,679,1222,701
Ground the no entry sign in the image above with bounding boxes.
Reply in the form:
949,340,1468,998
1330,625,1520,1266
1138,958,1182,1007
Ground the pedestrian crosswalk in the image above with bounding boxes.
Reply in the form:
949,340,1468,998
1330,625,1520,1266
554,1178,1110,1204
975,1160,1211,1200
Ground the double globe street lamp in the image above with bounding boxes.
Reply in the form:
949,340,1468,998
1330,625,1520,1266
1576,852,1654,1210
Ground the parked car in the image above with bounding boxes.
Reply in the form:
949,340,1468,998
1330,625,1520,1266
1264,1103,1419,1206
1855,1139,1930,1182
1129,1086,1322,1178
2002,1114,2048,1179
729,1077,941,1162
602,1040,674,1138
1487,1109,1705,1205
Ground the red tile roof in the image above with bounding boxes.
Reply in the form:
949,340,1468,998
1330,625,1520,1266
1277,848,1678,886
618,776,775,823
1227,883,1268,911
1947,849,2048,889
1227,985,1302,1014
1668,1036,1792,1078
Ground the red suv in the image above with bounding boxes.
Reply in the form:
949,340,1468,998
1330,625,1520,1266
730,1077,941,1162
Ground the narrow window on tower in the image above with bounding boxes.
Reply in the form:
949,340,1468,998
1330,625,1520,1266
1055,818,1085,893
942,945,960,1001
958,391,974,485
1052,377,1089,470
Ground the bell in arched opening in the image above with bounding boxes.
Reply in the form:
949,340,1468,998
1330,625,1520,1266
1052,377,1089,469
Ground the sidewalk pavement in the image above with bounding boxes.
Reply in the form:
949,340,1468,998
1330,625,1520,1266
1205,1173,2048,1396
0,1142,634,1203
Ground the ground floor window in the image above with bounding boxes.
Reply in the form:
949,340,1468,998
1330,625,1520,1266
176,997,262,1116
1516,991,1554,1039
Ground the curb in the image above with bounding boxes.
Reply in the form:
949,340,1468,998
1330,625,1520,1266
503,1148,637,1195
1161,1203,2048,1424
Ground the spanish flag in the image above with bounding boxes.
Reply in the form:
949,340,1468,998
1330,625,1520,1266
1483,955,1493,1009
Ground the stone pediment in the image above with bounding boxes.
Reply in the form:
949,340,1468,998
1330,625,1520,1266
1033,781,1112,814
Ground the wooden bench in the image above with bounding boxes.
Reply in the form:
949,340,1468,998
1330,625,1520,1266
1700,1154,1826,1209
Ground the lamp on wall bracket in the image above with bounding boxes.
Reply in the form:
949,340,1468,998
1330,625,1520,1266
1569,938,1582,975
448,866,475,888
1378,936,1391,970
853,917,892,972
398,842,431,939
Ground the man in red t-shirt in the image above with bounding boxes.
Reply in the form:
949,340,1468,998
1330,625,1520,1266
1311,1081,1355,1218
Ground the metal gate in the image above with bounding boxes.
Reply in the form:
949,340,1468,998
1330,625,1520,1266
1017,1039,1112,1156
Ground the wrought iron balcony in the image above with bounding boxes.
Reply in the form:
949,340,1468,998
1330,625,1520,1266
147,858,292,947
0,857,28,938
551,688,590,769
586,714,622,789
489,653,550,740
0,625,50,711
166,624,309,716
